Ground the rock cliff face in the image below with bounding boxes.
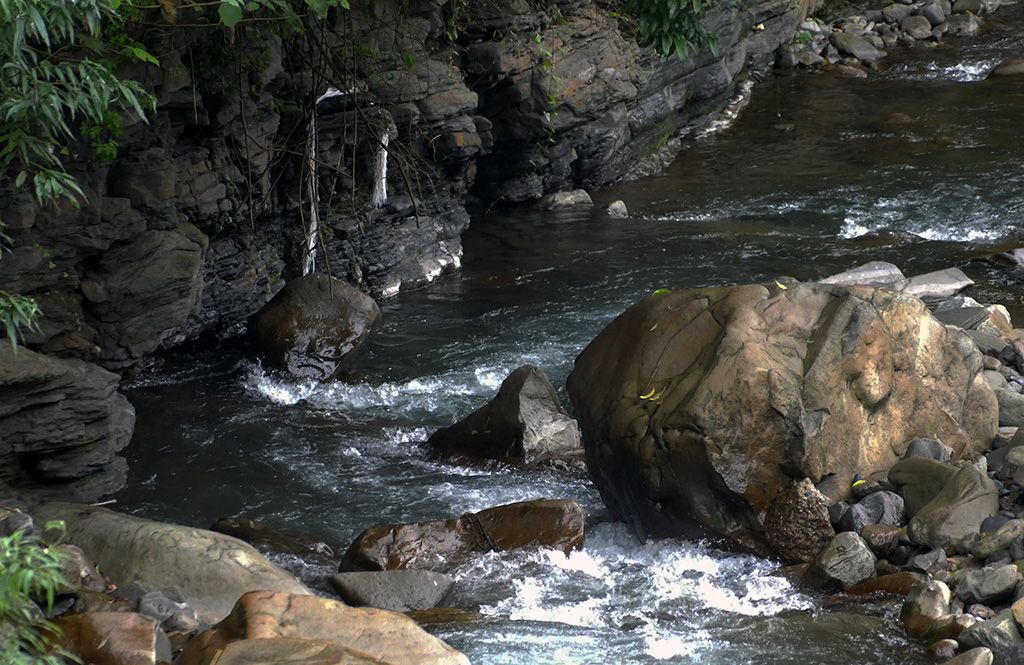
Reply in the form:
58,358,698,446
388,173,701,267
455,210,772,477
0,0,806,499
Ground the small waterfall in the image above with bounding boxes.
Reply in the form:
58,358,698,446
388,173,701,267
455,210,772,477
370,132,389,209
303,87,345,277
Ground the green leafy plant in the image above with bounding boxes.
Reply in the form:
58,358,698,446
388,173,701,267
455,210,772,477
634,0,717,59
0,521,79,665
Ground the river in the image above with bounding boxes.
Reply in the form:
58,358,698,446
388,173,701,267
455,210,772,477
117,7,1024,663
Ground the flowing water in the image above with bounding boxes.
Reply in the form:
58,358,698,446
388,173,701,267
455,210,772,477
118,7,1024,663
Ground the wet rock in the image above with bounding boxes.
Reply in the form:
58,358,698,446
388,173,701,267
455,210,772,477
830,32,884,62
956,565,1020,604
847,570,926,595
328,570,454,612
0,346,134,501
839,491,905,532
806,532,877,589
902,268,974,298
946,13,982,35
890,457,958,518
567,283,996,553
607,200,629,218
942,648,994,665
764,478,835,563
340,499,585,572
177,591,469,665
55,612,170,665
541,190,593,209
428,365,581,464
138,591,197,629
35,503,309,623
970,520,1024,559
988,59,1024,78
249,274,380,381
209,516,339,566
957,608,1023,653
907,465,998,553
902,579,953,638
902,14,936,38
905,437,954,462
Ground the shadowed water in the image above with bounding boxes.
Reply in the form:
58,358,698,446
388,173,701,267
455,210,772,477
119,8,1024,663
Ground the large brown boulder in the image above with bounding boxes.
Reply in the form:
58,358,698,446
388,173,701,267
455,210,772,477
567,283,997,554
427,364,582,464
55,612,169,665
340,499,585,572
249,274,380,381
177,591,469,665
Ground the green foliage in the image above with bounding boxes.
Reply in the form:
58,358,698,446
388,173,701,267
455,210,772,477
215,0,351,29
632,0,717,59
0,521,78,665
0,0,154,205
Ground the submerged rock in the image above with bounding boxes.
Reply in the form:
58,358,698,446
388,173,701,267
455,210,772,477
249,274,380,381
35,503,309,623
607,200,629,218
427,365,581,464
988,59,1024,78
210,516,339,566
177,591,469,665
340,499,585,572
566,282,996,554
541,190,593,209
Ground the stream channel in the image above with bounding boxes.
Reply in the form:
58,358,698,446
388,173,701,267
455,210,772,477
116,8,1024,663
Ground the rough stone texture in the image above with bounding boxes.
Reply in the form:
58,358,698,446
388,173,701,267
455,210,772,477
889,457,958,518
566,282,997,553
957,609,1024,654
0,346,134,501
971,520,1024,560
428,365,582,464
340,499,585,572
805,531,877,589
903,268,974,298
820,261,905,288
956,565,1020,605
249,274,380,381
907,465,998,553
177,591,469,665
54,612,168,665
839,491,905,532
995,388,1024,427
902,580,952,639
763,478,835,563
831,32,884,62
34,503,309,623
943,648,994,665
329,570,454,612
905,437,953,462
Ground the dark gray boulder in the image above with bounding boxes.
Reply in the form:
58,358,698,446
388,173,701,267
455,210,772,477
428,365,581,464
905,437,953,462
955,565,1020,605
329,570,454,612
0,346,134,501
249,274,380,381
957,609,1024,654
805,532,877,589
839,491,905,532
763,478,835,563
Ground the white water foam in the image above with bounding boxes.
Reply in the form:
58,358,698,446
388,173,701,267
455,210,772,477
456,522,813,661
889,59,1000,82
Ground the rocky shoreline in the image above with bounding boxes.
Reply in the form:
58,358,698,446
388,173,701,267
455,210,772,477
7,255,1024,664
